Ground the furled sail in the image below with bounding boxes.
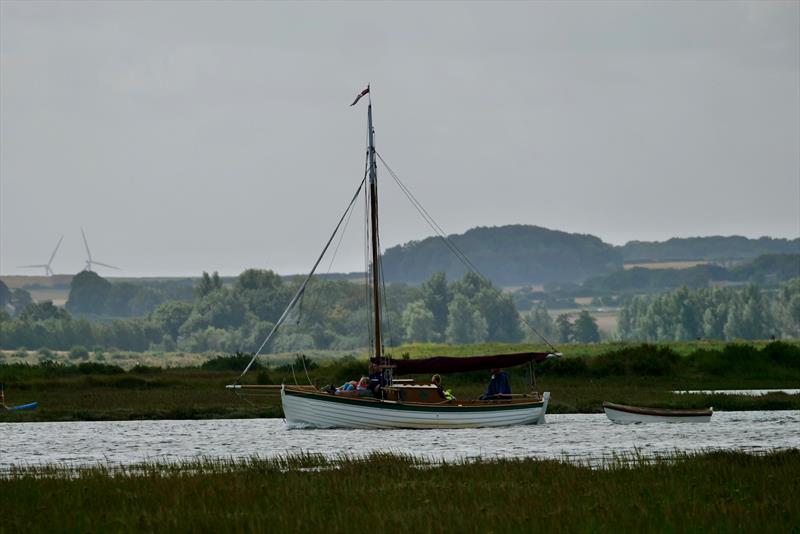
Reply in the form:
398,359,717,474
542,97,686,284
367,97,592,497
371,352,554,375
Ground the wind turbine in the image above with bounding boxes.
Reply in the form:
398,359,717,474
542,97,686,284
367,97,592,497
81,228,120,272
17,235,64,276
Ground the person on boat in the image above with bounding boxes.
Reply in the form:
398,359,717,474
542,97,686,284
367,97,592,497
332,377,373,397
432,374,443,395
356,376,373,397
367,363,386,398
431,374,455,401
334,380,358,395
479,368,511,400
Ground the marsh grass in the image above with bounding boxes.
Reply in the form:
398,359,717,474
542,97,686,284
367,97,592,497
1,450,797,533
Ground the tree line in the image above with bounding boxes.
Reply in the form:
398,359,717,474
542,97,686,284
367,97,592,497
2,272,798,353
617,280,799,342
0,270,525,352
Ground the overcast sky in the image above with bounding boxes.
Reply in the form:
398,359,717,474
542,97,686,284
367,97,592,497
2,1,798,277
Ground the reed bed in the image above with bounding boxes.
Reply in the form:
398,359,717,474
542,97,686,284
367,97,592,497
1,450,798,533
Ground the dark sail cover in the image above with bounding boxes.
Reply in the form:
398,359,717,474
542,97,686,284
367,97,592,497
371,352,552,375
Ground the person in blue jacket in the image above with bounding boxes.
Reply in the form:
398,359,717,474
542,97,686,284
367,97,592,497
367,363,386,398
480,368,511,400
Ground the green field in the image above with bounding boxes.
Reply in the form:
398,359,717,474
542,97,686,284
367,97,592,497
2,340,799,422
1,450,798,533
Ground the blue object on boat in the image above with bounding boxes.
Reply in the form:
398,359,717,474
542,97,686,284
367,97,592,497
6,402,39,411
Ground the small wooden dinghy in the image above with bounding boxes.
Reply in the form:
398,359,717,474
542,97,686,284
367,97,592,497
603,401,712,424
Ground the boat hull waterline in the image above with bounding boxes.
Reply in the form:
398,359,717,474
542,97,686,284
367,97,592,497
282,387,550,429
603,401,712,424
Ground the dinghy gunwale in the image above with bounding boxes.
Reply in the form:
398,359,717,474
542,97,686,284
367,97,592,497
603,401,712,418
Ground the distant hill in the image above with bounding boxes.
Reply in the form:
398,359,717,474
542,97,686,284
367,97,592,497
620,236,800,263
381,225,623,286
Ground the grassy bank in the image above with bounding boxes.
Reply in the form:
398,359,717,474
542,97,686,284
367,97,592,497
1,450,798,533
2,341,799,422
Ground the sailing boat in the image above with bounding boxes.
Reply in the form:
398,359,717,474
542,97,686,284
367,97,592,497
228,87,558,429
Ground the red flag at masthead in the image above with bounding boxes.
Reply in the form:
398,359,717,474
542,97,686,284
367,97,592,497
350,85,370,106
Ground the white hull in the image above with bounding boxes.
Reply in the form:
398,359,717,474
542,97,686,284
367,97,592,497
604,406,712,424
281,387,550,429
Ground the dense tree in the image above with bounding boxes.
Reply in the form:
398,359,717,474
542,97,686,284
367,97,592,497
104,283,140,316
196,271,223,298
421,272,449,340
573,311,600,343
774,278,800,338
617,281,798,341
401,300,435,342
0,280,11,310
180,288,248,333
150,301,194,339
60,272,195,318
17,301,69,322
236,269,283,292
555,314,573,343
235,269,291,323
10,288,32,315
445,294,488,344
473,288,523,342
523,305,556,344
449,272,522,342
66,271,112,315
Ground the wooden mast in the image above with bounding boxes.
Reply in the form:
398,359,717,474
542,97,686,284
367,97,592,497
367,100,382,360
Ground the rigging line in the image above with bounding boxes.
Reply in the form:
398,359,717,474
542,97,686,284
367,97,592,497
236,173,368,382
298,152,369,325
378,153,482,276
378,152,479,275
378,154,478,274
301,353,313,386
376,151,560,354
376,153,453,245
295,172,361,328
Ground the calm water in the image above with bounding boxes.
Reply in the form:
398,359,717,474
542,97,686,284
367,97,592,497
1,411,798,468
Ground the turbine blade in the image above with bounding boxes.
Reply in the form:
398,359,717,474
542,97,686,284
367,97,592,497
92,261,120,270
47,235,64,266
81,228,92,261
17,264,47,268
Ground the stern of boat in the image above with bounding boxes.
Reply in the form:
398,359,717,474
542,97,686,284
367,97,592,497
535,391,550,425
